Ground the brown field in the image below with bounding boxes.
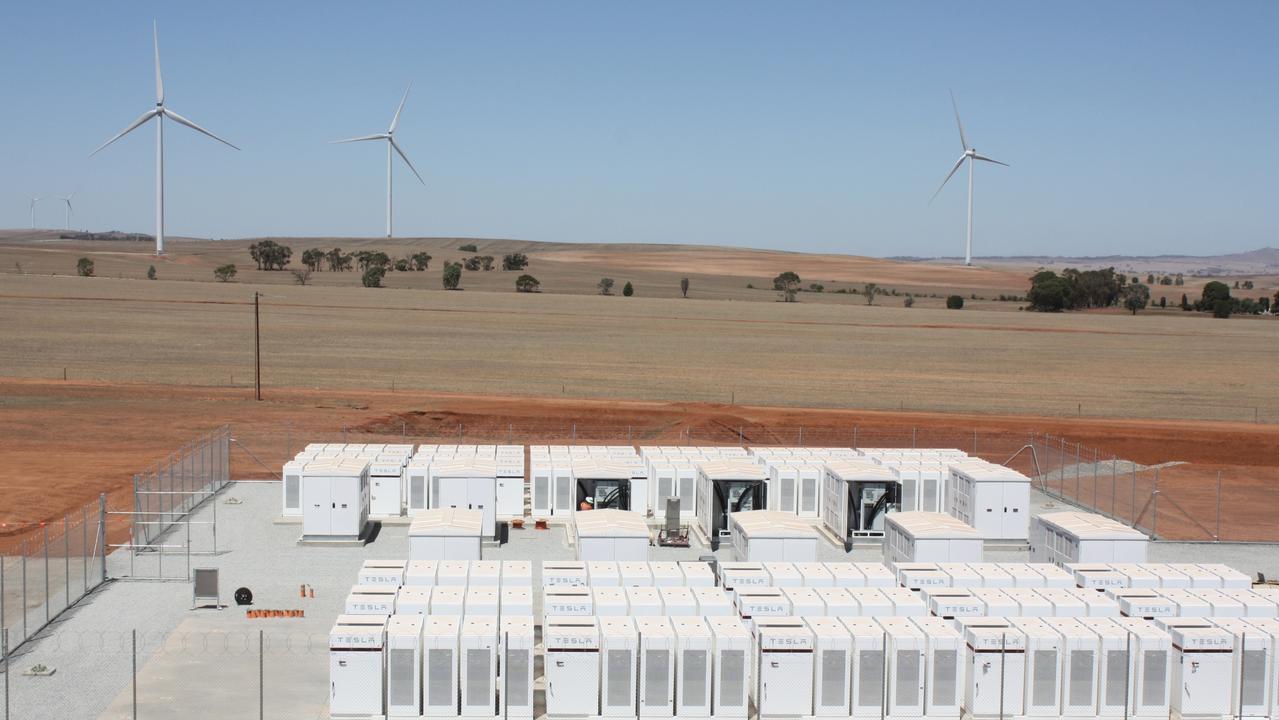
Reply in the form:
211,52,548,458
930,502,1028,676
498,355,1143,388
1,236,1276,541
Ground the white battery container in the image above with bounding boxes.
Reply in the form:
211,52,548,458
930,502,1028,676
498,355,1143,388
764,561,803,587
679,561,716,587
500,616,535,720
620,561,653,587
544,618,601,717
395,587,432,616
468,560,501,587
963,625,1026,720
501,560,532,587
542,561,588,587
795,561,835,587
359,559,408,587
816,587,857,617
460,615,499,717
782,586,825,616
594,587,630,616
464,587,499,616
693,586,733,616
660,586,697,617
589,560,621,587
500,586,532,616
911,616,962,720
806,616,855,716
707,615,751,719
673,617,714,718
600,618,639,717
405,559,439,587
431,586,466,616
423,615,461,718
330,616,387,717
650,561,683,587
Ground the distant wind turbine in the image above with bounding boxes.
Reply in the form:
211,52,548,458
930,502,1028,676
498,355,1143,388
28,196,42,229
58,193,75,230
930,91,1009,266
90,21,239,255
332,83,425,238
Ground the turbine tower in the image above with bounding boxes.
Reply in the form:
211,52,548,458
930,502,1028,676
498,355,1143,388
930,91,1009,266
28,197,42,229
90,21,239,255
332,84,425,238
58,193,75,230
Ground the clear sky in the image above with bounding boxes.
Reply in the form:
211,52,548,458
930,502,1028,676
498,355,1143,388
3,1,1276,257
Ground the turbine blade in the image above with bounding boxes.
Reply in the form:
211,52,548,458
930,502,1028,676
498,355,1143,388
390,138,425,184
89,109,159,156
162,108,241,150
153,20,164,105
331,133,388,144
950,90,968,151
929,154,968,204
972,153,1009,167
389,82,412,133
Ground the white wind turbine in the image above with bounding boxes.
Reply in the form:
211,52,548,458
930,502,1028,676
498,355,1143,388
332,84,425,238
28,196,43,229
90,21,239,255
930,91,1009,266
58,193,75,230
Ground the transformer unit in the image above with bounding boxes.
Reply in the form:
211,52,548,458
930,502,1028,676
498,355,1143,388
822,462,901,549
696,460,769,551
302,458,370,542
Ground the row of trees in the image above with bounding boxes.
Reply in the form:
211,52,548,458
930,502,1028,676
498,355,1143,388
1027,267,1132,312
248,241,531,275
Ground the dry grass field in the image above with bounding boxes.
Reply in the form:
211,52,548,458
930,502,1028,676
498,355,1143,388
2,273,1275,421
2,235,1277,538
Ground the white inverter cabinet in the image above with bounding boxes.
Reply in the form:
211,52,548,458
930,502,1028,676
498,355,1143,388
303,458,370,541
946,462,1031,541
754,621,815,717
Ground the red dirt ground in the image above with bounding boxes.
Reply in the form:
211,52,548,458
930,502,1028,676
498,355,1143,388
2,378,1277,541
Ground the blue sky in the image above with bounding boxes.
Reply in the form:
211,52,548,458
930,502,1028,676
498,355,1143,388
3,1,1276,257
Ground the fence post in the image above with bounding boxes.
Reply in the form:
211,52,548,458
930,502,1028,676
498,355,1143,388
1092,449,1099,508
972,429,977,456
64,516,69,610
82,505,88,595
1,549,6,654
42,524,49,624
853,426,858,449
1111,458,1117,518
3,628,8,720
259,629,265,720
1074,442,1081,500
999,633,1006,720
20,540,27,640
98,494,107,583
1151,469,1159,539
798,426,803,447
912,427,917,449
1130,466,1138,528
132,628,137,720
1215,472,1222,542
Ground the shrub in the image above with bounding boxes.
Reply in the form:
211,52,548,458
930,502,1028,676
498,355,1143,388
410,252,432,270
863,283,878,305
76,257,94,277
808,283,824,293
463,256,482,271
680,277,690,297
393,259,410,272
442,262,462,290
1123,283,1150,315
362,266,385,288
458,243,478,252
903,296,914,308
597,278,615,295
292,268,312,286
480,256,495,271
146,265,156,280
946,295,965,310
622,281,634,297
515,274,540,293
1212,299,1232,318
213,264,237,282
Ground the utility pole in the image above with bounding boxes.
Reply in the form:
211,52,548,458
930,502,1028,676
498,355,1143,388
254,292,262,401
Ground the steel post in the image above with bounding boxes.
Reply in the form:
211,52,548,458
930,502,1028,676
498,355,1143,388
1216,472,1222,541
132,629,137,720
20,541,26,640
999,633,1006,720
42,525,48,624
259,629,264,720
64,516,69,609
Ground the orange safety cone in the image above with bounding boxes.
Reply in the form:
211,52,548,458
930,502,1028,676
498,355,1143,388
308,587,315,599
299,583,306,598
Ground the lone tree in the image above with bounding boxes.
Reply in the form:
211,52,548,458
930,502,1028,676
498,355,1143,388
362,266,385,288
1123,283,1150,315
680,277,689,298
903,296,914,308
76,257,94,277
480,256,495,271
213,264,237,282
1201,281,1231,308
458,243,478,252
515,274,540,293
393,259,410,272
146,265,156,280
946,295,965,309
292,268,313,286
442,262,462,290
773,271,801,302
597,277,615,295
622,281,634,297
863,283,878,305
502,253,529,271
463,256,482,271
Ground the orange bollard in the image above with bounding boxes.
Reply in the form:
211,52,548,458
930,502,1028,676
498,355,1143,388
299,583,306,598
309,587,315,599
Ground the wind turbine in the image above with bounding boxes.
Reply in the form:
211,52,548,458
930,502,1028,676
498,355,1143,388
28,197,42,229
58,193,75,230
930,91,1009,266
90,21,239,255
332,84,424,238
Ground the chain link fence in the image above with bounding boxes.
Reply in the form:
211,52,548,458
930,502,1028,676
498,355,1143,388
0,496,106,664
